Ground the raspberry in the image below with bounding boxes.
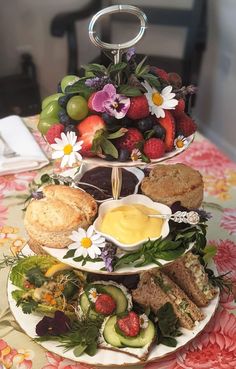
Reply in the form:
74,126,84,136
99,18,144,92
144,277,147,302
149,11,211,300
143,138,165,159
159,111,176,152
115,128,143,153
45,123,64,144
176,113,197,137
117,312,140,337
94,294,116,316
126,96,149,120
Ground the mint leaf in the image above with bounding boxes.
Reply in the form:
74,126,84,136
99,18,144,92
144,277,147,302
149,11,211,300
63,249,76,259
142,73,161,89
100,138,118,158
107,128,127,139
135,56,148,76
117,85,142,96
73,344,87,357
82,63,107,75
108,62,127,74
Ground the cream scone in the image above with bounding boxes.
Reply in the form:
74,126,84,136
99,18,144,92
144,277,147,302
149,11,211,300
141,163,203,208
24,184,97,248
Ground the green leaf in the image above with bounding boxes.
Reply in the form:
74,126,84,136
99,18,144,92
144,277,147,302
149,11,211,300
19,299,38,314
26,267,49,287
159,336,178,347
117,85,142,96
100,138,118,158
203,244,217,263
107,128,127,139
108,62,127,74
157,302,181,338
142,73,161,89
63,249,76,259
82,63,107,75
73,256,83,262
114,252,141,269
155,247,186,261
141,153,150,163
85,341,98,356
73,344,87,357
65,81,92,99
135,56,148,76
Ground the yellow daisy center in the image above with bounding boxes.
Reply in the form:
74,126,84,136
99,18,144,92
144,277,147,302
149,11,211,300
63,144,73,155
131,153,139,161
152,92,164,106
81,237,92,248
91,290,98,298
176,139,184,148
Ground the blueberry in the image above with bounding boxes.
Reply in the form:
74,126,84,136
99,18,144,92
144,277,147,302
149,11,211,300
118,148,130,162
102,112,116,125
121,117,133,128
58,95,71,108
136,117,154,132
104,154,116,161
58,110,75,125
64,124,77,134
102,113,121,132
153,124,166,139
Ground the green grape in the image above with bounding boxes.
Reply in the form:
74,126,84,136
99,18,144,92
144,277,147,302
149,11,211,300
38,116,58,134
66,95,88,120
61,75,79,93
41,93,64,110
41,101,61,120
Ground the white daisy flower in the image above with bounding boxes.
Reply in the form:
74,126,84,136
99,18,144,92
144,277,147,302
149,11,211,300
88,287,99,303
131,148,142,162
142,81,178,118
174,135,188,150
68,225,106,259
51,131,83,168
139,313,149,329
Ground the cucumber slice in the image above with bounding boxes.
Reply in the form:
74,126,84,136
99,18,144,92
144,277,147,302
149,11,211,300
118,321,155,348
96,284,127,314
103,316,123,347
79,293,99,320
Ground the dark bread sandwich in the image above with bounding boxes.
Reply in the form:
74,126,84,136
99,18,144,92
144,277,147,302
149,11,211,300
162,252,217,307
132,270,204,330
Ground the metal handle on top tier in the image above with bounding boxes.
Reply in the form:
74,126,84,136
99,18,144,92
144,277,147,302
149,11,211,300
88,5,147,200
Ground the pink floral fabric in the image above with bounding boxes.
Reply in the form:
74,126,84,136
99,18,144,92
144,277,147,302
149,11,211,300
0,339,33,369
220,208,236,235
213,239,236,281
0,171,37,193
41,352,94,369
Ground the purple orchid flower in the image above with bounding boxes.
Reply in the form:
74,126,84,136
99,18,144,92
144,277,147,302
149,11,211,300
91,84,130,119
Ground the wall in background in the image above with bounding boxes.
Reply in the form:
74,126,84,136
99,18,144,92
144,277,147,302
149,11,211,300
195,0,236,161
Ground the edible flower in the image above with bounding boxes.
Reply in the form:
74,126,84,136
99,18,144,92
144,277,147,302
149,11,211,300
51,131,83,168
36,310,70,336
88,287,99,303
100,242,117,272
131,148,142,162
68,225,106,259
139,313,149,329
91,84,130,119
174,135,188,150
142,81,178,118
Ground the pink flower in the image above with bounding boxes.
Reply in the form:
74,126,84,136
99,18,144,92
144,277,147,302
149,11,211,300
0,195,7,226
220,290,236,310
220,208,236,235
0,171,37,193
213,239,236,281
33,130,52,155
91,84,130,119
42,352,94,369
0,339,33,369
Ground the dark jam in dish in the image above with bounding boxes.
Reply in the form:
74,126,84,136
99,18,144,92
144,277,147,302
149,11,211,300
77,167,139,201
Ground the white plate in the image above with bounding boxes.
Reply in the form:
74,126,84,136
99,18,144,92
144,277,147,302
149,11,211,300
7,269,219,367
80,134,195,168
41,242,193,275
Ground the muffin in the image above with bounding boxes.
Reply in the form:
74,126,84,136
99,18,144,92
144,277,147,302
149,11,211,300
24,184,97,249
141,163,203,208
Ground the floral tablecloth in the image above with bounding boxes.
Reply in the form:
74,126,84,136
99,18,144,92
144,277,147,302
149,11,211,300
0,116,236,369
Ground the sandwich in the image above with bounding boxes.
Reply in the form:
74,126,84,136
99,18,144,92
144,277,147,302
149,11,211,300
132,270,204,330
162,252,217,307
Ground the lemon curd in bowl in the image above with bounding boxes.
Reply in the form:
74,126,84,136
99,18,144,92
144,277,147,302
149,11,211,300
94,194,171,251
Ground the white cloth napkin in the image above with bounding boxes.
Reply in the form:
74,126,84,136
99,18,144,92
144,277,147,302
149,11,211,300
0,115,49,175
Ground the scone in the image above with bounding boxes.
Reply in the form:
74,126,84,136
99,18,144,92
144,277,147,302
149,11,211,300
24,185,97,249
141,163,203,208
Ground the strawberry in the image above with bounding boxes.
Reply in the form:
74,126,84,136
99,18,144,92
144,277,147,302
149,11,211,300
172,99,185,118
143,138,165,159
176,112,197,137
159,111,176,152
126,96,149,120
87,92,96,113
168,72,182,88
117,312,140,337
150,67,169,82
45,123,64,144
77,115,106,157
115,128,143,153
94,294,116,316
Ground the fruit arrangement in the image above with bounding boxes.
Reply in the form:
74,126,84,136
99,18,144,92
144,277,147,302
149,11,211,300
39,50,197,164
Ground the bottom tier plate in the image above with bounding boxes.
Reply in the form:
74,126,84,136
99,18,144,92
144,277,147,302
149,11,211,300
7,270,219,367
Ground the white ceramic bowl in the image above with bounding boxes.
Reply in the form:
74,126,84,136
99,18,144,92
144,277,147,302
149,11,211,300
93,194,171,251
73,163,144,203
